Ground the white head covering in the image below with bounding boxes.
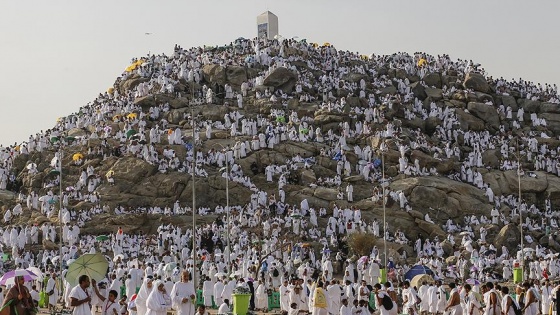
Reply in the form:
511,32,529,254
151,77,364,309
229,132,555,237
136,277,154,305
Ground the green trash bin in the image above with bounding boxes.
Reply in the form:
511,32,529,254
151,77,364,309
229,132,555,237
196,290,204,306
379,268,387,284
233,294,252,315
513,268,522,283
268,292,280,310
369,292,376,310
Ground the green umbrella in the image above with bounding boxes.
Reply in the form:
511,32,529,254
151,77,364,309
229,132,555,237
126,129,138,138
96,235,110,241
65,253,108,287
49,169,60,176
50,136,60,144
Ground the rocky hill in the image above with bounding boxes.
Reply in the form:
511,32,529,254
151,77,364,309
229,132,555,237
1,37,560,260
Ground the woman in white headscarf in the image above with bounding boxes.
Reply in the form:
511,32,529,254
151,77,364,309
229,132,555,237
136,277,154,315
146,280,171,315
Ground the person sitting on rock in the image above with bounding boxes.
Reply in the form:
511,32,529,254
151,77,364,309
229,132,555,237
425,213,435,224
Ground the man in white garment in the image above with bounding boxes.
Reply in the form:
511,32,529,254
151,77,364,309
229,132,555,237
202,276,213,308
70,275,93,315
46,272,59,312
170,271,196,315
213,279,224,307
418,281,430,315
541,279,552,315
279,280,291,313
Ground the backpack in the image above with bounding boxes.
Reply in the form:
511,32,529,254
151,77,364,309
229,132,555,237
273,268,279,277
382,294,394,310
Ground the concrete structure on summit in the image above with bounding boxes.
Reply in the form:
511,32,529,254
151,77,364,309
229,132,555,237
257,11,278,40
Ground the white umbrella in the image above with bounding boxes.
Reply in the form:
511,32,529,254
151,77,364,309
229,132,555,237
113,254,125,263
26,267,42,280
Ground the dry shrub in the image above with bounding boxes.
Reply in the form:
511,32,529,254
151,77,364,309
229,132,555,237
347,232,377,257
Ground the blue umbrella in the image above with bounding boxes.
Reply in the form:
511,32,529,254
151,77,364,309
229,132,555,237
404,265,434,281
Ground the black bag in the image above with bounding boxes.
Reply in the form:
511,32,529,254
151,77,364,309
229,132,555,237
47,290,54,296
510,296,522,315
272,268,279,277
382,294,393,310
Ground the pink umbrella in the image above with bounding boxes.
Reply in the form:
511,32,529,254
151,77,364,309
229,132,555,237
0,269,37,286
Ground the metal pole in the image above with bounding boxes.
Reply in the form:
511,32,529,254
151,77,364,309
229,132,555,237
59,144,64,295
382,148,387,269
191,102,197,286
517,139,524,281
225,154,230,274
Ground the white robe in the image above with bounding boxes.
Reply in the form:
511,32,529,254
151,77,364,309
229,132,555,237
170,281,196,315
146,290,171,315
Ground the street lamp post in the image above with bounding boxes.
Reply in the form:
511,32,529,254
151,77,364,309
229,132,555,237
191,96,197,287
58,144,64,291
213,144,231,274
54,135,72,299
516,139,524,281
380,141,388,269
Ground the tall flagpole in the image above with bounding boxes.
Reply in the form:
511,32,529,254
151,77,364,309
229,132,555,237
58,142,64,297
191,85,197,287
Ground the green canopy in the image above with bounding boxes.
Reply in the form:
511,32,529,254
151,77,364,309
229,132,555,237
126,130,138,138
96,235,110,241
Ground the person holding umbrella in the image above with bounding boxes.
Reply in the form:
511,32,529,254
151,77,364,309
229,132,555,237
1,275,35,315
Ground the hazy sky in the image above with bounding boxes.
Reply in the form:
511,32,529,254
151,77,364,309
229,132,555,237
1,0,559,146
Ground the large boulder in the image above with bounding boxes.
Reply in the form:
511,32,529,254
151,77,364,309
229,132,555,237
463,72,490,93
425,87,443,101
118,75,149,94
518,99,541,113
108,157,158,183
263,67,298,93
494,224,521,254
503,170,548,193
455,109,486,131
390,176,492,220
541,103,560,114
202,64,226,85
313,187,339,201
467,102,500,132
225,66,248,86
540,113,560,134
410,82,427,100
423,73,442,88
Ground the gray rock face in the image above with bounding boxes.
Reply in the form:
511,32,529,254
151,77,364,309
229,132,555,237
423,73,442,88
118,75,149,94
494,224,521,254
463,72,490,93
263,67,298,93
455,109,486,131
202,64,226,85
410,82,427,100
467,102,500,132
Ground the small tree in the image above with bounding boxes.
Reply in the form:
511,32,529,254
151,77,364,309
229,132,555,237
347,232,377,257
